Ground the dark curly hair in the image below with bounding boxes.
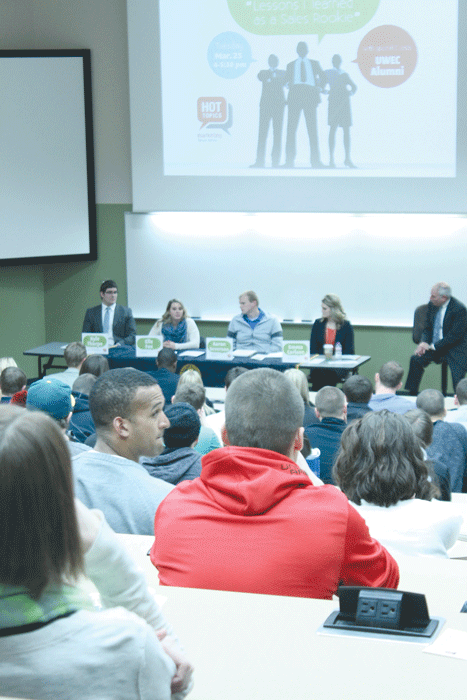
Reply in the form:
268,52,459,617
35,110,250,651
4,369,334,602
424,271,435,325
333,410,439,506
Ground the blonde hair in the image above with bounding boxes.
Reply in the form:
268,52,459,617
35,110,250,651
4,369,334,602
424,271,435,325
284,368,311,406
178,367,215,414
322,294,346,328
178,367,203,387
161,299,189,326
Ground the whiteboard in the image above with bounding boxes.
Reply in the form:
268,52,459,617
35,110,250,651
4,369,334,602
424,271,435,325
125,211,467,326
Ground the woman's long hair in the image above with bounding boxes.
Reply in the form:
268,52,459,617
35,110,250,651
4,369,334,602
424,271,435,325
161,299,188,326
321,293,346,328
0,406,83,598
333,410,439,506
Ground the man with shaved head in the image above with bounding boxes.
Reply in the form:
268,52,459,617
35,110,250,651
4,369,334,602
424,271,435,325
406,283,467,395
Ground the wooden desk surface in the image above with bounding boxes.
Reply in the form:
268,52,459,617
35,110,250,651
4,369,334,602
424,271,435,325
115,535,467,700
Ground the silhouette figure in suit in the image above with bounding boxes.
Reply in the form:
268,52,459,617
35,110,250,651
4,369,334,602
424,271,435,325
250,54,287,168
284,42,325,168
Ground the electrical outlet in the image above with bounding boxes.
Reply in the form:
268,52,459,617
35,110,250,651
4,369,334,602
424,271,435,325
380,602,398,618
356,591,402,628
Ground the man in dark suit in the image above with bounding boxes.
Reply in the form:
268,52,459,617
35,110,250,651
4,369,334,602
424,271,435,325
82,279,136,346
284,41,326,168
250,54,287,168
405,283,467,395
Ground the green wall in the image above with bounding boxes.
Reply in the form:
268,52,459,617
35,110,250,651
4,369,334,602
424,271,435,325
0,203,452,393
43,204,131,344
0,265,45,378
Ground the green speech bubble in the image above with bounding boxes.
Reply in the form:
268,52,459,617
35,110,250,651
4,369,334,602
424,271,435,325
83,335,106,347
208,340,231,352
284,342,307,354
227,0,379,41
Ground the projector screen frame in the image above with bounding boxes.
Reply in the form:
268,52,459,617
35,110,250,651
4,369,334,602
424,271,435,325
0,48,97,267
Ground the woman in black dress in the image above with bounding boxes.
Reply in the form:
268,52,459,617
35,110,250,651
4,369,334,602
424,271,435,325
326,54,357,168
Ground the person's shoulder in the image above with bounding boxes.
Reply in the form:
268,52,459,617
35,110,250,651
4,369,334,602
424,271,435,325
262,310,280,322
304,421,321,437
116,303,133,313
155,475,200,509
72,448,95,464
394,394,414,407
447,419,467,441
76,605,149,631
304,482,352,509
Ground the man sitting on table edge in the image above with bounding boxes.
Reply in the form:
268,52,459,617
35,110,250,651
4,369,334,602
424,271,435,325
405,282,467,396
151,367,399,599
82,279,136,347
227,290,283,354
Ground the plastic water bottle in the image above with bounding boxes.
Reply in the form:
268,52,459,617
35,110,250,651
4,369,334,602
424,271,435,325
334,342,342,358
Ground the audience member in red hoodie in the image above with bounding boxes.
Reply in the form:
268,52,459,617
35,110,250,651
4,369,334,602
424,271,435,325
152,368,399,599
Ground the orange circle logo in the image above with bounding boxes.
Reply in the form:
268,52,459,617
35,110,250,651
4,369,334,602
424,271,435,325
354,25,417,88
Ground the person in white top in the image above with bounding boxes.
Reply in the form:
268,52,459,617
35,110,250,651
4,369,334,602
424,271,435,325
333,410,463,558
205,366,249,442
149,299,200,350
0,404,192,700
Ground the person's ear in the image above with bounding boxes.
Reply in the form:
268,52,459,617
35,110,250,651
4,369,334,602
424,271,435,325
113,416,130,438
314,407,321,420
294,426,304,452
221,425,230,446
455,394,459,406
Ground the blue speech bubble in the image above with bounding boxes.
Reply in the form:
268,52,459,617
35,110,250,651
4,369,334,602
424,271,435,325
207,32,255,79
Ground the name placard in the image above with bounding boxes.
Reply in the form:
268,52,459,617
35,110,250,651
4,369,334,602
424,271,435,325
135,335,163,357
205,337,234,360
82,332,110,355
282,340,310,363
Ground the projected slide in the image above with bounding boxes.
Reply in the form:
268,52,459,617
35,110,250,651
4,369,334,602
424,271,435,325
159,0,457,176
